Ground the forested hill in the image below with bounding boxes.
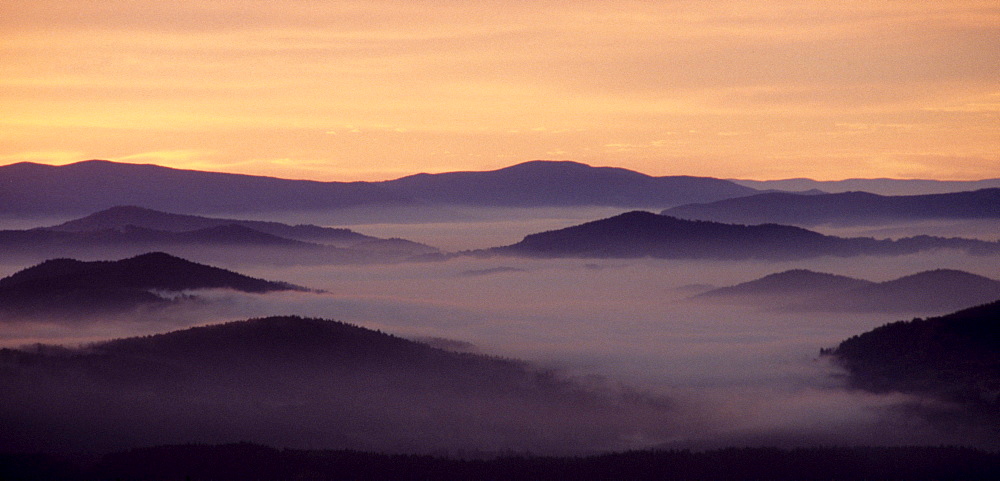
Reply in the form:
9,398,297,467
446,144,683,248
0,252,304,318
488,211,1000,260
827,300,1000,413
0,316,677,454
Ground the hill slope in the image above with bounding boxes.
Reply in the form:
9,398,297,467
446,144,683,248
0,252,304,318
826,300,1000,416
662,189,1000,226
695,270,874,299
0,160,762,218
0,208,440,265
50,205,375,245
0,160,408,217
0,316,677,453
697,269,1000,314
381,160,758,207
487,211,1000,260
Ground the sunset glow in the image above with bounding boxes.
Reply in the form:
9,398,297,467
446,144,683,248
2,1,998,181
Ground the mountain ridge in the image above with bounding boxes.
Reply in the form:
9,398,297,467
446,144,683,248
697,268,1000,313
0,252,306,319
0,159,760,217
662,189,1000,226
485,211,1000,260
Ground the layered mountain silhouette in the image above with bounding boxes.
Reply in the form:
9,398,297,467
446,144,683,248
486,211,1000,260
0,159,409,217
0,252,305,319
0,207,439,265
0,160,759,218
50,205,374,246
696,269,1000,313
0,316,676,454
696,270,875,299
732,177,1000,196
825,300,1000,421
662,189,1000,226
379,160,758,207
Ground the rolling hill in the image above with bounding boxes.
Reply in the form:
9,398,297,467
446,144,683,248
825,300,1000,418
697,269,1000,314
0,159,408,217
0,252,305,319
380,160,758,207
0,160,760,218
662,189,1000,226
0,316,677,454
486,211,1000,260
0,207,440,265
732,177,1000,196
49,205,375,246
694,270,874,299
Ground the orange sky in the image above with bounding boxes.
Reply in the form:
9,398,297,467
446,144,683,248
1,1,998,181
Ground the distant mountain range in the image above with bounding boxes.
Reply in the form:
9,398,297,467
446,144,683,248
485,211,1000,260
825,300,1000,424
696,269,1000,313
732,177,1000,196
662,189,1000,226
0,160,408,218
0,206,440,265
0,160,760,218
0,316,675,454
0,252,305,319
379,160,758,207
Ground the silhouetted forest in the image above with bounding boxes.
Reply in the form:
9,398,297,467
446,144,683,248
826,300,1000,420
0,210,440,265
0,316,678,454
2,443,997,480
489,211,1000,260
0,252,303,318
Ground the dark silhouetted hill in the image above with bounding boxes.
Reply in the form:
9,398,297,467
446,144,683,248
662,189,1000,226
0,252,304,318
0,316,677,454
697,269,1000,314
0,208,440,265
381,160,758,207
835,270,1000,313
486,211,1000,260
50,205,375,245
3,443,998,481
695,270,873,299
826,300,1000,422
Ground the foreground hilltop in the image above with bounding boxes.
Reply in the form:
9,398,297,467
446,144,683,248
825,300,1000,427
0,316,677,454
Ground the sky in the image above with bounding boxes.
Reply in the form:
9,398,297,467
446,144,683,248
2,1,998,182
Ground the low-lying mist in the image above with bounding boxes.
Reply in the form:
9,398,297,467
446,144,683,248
2,208,998,452
5,248,996,451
